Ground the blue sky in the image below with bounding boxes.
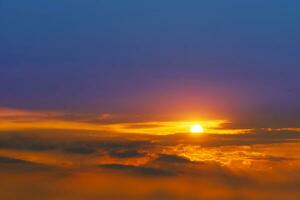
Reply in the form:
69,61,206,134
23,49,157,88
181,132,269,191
0,1,299,126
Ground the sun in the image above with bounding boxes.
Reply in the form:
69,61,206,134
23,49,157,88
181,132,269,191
190,124,204,134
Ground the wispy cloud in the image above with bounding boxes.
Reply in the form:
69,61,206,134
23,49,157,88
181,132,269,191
0,107,229,134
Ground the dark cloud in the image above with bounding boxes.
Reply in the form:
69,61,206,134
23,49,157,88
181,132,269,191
0,131,299,199
108,149,145,158
0,132,152,156
144,153,253,188
246,154,295,162
0,156,57,172
63,145,98,154
1,131,300,158
0,133,55,151
0,156,32,164
154,154,192,164
98,164,174,177
263,155,295,162
149,131,300,148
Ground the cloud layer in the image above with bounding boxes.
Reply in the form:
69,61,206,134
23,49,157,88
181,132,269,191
0,129,300,199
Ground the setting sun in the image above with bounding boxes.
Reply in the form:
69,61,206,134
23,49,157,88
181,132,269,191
190,124,204,134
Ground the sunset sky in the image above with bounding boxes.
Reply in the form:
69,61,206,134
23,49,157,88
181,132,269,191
0,1,300,200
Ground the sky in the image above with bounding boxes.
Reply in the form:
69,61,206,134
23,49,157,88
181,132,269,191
0,1,300,199
1,0,300,127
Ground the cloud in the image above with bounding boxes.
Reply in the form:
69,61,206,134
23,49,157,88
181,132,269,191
0,132,152,157
149,131,300,148
154,154,192,164
98,113,114,120
0,130,299,199
0,107,61,118
108,149,145,158
0,107,228,134
63,145,98,155
0,156,32,164
98,164,175,177
0,156,57,172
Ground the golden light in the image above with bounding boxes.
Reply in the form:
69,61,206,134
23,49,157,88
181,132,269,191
190,124,204,134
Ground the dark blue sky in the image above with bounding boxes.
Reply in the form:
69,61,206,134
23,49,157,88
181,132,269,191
0,1,299,126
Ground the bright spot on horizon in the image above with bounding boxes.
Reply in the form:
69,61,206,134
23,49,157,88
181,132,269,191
190,124,204,134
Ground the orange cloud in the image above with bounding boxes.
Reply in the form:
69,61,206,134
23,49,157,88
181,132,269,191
0,107,230,134
0,107,298,135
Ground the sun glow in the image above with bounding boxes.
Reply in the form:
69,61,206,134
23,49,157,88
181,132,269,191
0,107,235,135
190,124,204,134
